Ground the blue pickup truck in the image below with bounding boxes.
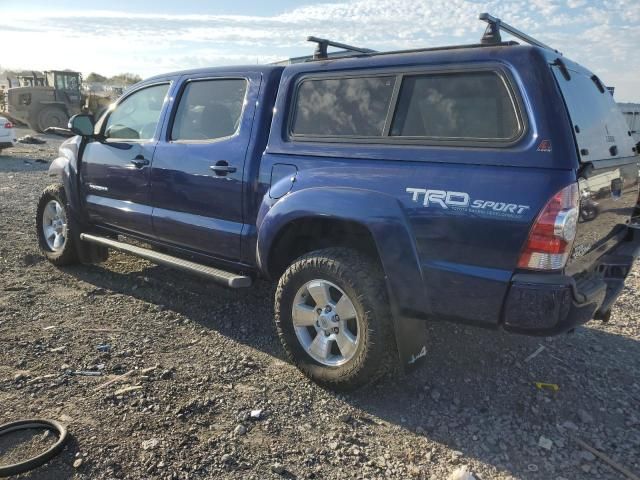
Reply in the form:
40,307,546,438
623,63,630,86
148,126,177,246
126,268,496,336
38,15,639,389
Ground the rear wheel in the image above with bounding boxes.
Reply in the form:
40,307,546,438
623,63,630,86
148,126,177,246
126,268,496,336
36,185,79,266
275,248,396,390
37,107,69,132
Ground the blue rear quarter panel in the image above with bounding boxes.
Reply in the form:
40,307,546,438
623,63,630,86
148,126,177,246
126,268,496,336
256,45,579,327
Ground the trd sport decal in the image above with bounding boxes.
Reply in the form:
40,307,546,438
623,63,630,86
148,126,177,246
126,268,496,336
406,188,530,218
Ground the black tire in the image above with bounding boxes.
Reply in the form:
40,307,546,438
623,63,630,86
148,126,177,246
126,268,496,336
275,248,396,390
26,108,42,133
0,419,68,477
37,107,69,132
36,184,79,266
580,206,597,221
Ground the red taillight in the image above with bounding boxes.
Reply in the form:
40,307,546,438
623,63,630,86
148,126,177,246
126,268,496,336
518,183,579,270
3,122,13,129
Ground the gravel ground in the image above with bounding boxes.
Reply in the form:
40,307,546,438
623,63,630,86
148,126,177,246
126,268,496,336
1,131,639,480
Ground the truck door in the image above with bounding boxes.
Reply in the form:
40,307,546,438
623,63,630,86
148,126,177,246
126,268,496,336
81,82,171,236
149,73,261,261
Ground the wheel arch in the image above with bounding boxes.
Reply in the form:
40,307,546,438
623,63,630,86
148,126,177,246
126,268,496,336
265,216,380,280
47,136,84,221
257,188,424,291
257,187,430,369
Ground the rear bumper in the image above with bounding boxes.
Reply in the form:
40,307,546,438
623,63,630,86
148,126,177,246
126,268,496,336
502,226,640,335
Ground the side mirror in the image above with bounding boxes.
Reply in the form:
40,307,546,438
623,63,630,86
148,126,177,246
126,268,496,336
68,114,95,137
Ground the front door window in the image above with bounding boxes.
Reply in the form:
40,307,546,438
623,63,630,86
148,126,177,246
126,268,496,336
105,83,170,141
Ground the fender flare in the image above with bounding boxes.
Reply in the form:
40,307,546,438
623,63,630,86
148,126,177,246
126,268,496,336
257,187,429,370
47,136,107,264
47,136,87,225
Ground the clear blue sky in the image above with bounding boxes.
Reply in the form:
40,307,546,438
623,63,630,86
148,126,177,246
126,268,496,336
1,0,638,101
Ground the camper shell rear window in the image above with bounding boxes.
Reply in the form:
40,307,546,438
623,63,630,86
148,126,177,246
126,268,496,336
551,63,637,162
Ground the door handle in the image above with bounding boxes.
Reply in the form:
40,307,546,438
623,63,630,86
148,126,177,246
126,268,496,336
210,161,237,175
130,155,150,168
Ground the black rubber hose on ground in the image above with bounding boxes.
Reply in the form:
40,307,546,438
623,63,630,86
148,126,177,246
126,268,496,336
0,419,68,477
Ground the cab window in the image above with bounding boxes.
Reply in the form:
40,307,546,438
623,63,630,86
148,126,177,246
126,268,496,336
54,74,79,91
104,83,170,141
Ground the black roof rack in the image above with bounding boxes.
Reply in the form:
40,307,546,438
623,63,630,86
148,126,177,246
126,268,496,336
306,36,377,60
271,41,518,66
275,12,556,65
479,13,560,53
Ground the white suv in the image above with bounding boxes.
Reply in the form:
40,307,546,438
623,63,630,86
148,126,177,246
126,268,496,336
0,116,17,153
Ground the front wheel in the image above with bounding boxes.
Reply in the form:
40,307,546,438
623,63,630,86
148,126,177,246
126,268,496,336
36,185,79,266
275,248,396,390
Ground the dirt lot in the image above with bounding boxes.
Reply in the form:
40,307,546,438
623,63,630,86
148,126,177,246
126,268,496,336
1,130,639,480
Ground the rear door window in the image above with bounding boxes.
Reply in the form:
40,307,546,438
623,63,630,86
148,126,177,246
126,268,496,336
171,79,247,141
390,71,520,141
291,76,396,137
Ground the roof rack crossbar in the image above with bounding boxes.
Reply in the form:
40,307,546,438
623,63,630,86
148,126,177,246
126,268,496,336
479,13,557,52
307,36,376,60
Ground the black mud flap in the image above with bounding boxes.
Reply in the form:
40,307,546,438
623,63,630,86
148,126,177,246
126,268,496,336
392,315,428,372
68,208,108,264
76,235,109,264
